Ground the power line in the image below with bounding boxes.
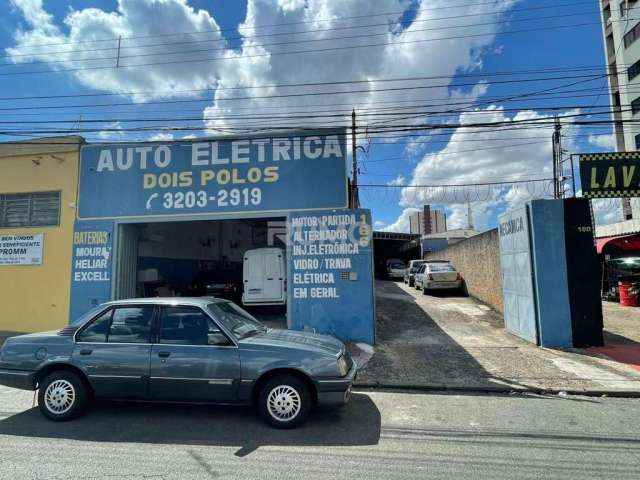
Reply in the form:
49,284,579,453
0,9,606,68
0,20,616,77
2,0,594,51
0,67,612,102
0,73,609,110
359,178,554,188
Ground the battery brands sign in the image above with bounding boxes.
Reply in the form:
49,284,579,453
579,152,640,199
78,130,348,219
68,220,114,321
0,234,43,265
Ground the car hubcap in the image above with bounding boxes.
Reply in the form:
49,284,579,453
267,385,301,422
44,379,75,414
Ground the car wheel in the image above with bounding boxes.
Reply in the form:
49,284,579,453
423,286,429,295
258,374,312,429
38,370,89,421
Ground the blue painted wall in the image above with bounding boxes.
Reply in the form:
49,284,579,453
68,219,114,321
287,209,375,345
528,200,573,348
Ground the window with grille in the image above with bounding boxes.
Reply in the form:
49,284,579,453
0,191,61,228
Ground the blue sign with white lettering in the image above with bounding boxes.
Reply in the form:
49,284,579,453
68,219,114,321
78,130,347,219
287,208,375,344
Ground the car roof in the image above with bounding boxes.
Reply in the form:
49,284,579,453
102,297,229,308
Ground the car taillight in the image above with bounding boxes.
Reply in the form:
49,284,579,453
428,274,434,280
456,273,461,280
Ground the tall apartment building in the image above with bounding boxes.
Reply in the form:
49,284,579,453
409,205,447,236
600,0,640,219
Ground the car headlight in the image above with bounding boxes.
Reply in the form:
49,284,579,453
337,355,349,376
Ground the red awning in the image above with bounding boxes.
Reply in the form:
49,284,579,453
597,234,640,254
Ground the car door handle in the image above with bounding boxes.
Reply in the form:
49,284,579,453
267,277,274,280
79,348,92,355
158,351,171,358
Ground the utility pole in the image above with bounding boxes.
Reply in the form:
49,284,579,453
351,109,360,208
116,35,122,68
552,116,562,199
466,202,474,230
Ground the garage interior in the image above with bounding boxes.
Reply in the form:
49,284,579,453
114,217,287,327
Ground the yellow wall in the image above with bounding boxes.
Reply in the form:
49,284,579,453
0,138,82,333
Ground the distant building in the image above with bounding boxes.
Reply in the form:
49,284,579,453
598,0,640,220
409,205,447,235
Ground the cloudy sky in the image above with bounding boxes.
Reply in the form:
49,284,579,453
0,0,621,230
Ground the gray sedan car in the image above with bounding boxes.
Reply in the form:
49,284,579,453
0,298,356,428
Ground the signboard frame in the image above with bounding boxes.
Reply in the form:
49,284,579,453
77,129,349,221
0,233,44,266
578,151,640,199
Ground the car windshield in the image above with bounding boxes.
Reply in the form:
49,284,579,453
207,302,267,340
389,263,405,269
610,257,640,275
411,262,425,271
70,305,106,326
430,264,456,272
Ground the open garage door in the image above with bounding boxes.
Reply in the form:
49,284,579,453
114,223,139,300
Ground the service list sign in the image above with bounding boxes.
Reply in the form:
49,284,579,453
78,130,347,219
0,234,43,265
287,209,375,344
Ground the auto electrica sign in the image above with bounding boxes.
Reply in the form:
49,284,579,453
77,130,348,219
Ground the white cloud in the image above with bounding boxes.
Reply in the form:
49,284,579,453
386,174,406,186
381,207,419,233
146,132,175,141
592,198,623,225
96,121,124,139
373,220,387,229
8,0,225,99
587,133,616,150
7,0,519,127
382,106,578,231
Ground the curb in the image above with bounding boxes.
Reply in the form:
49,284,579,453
353,382,640,398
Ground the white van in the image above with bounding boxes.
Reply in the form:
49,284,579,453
242,248,286,306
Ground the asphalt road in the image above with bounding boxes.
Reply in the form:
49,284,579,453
0,386,639,479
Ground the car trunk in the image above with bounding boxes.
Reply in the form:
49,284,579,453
431,272,458,282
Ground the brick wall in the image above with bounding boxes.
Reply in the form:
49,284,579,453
424,228,503,313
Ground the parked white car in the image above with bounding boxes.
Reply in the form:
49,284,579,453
386,259,406,280
414,262,463,293
403,260,426,287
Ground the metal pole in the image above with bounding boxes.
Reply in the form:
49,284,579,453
116,36,122,68
570,153,576,197
351,109,359,208
552,127,558,199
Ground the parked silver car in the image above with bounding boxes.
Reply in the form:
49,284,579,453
0,298,356,429
403,260,426,286
414,263,463,293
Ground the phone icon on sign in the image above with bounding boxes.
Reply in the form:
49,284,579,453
146,193,158,210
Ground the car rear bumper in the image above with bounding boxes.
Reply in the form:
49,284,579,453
0,369,36,390
315,361,357,406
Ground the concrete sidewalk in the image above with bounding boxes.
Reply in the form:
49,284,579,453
354,281,640,394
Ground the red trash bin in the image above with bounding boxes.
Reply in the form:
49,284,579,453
619,280,640,307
